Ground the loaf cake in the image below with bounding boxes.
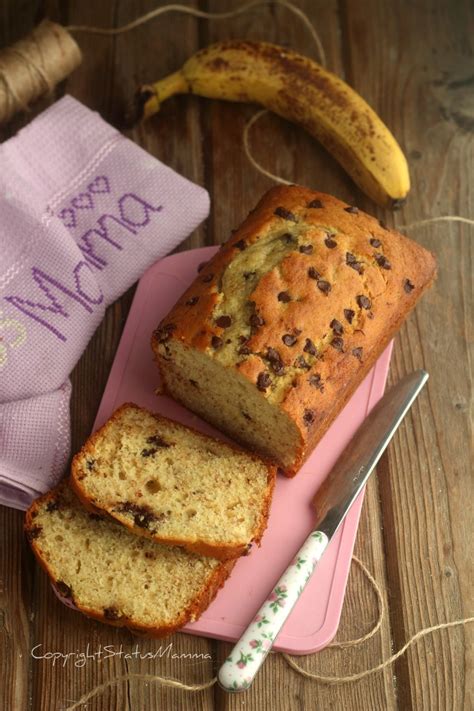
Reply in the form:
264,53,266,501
71,404,275,559
152,186,436,476
25,482,235,636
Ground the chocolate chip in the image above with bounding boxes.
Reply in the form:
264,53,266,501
250,313,265,330
404,279,415,293
308,373,324,391
352,347,363,361
141,448,158,457
86,459,95,471
56,580,72,598
307,199,323,209
104,607,121,620
308,266,321,280
299,244,313,254
317,280,331,295
356,295,372,309
330,319,344,336
189,379,199,387
278,291,291,303
266,347,285,375
303,409,315,426
117,503,159,530
197,261,208,272
370,237,382,248
374,253,391,270
216,315,232,328
344,308,355,324
154,323,176,343
238,342,251,355
186,296,199,306
46,500,60,513
26,525,42,541
281,232,296,244
201,273,214,283
379,220,388,230
303,338,317,356
346,252,364,274
282,333,298,347
211,335,223,349
242,411,253,421
257,372,272,391
331,337,344,351
146,435,170,448
325,237,337,249
345,206,359,214
234,239,246,250
275,207,297,222
244,271,256,280
277,467,286,476
294,355,310,370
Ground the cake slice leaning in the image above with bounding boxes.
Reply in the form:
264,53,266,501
25,482,235,637
70,404,276,560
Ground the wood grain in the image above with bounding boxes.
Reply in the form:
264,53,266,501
0,0,471,709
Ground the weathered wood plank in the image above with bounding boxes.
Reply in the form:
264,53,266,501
342,0,474,709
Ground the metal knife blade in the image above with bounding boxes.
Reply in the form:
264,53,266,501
313,369,429,540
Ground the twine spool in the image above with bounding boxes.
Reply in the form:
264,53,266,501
0,19,82,125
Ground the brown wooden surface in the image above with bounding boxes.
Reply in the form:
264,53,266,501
0,1,472,709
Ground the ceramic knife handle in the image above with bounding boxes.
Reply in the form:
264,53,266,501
217,530,329,692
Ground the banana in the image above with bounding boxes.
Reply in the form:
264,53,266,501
137,40,410,208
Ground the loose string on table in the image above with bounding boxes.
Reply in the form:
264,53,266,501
63,552,473,710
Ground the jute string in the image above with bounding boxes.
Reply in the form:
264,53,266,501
1,2,469,706
63,554,473,710
0,19,81,124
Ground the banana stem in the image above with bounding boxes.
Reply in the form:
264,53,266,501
141,71,189,119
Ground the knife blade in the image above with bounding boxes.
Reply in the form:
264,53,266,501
218,369,428,693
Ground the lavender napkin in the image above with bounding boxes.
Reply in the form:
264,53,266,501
0,96,210,509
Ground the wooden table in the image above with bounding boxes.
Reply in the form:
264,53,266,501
1,1,472,709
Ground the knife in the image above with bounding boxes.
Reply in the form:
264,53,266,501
218,369,429,692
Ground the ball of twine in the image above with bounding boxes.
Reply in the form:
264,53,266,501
0,19,82,125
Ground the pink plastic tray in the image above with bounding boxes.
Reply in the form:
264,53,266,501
93,246,392,654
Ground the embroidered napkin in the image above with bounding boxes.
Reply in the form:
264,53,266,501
0,96,210,510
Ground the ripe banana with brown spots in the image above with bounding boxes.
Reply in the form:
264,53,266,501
137,40,410,208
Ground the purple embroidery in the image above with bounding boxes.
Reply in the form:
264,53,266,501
73,262,104,305
58,208,76,229
5,267,95,342
87,176,110,194
72,193,94,210
118,193,163,228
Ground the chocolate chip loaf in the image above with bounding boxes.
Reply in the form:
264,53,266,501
152,186,436,476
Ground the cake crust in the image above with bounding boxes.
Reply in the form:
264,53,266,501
152,186,437,475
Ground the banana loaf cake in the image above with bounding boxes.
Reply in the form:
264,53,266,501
152,186,436,476
25,482,235,636
71,404,275,560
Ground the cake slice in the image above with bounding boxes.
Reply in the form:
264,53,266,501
70,404,275,560
25,482,235,636
152,186,437,476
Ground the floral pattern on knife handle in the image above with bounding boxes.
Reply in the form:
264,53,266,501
218,530,329,692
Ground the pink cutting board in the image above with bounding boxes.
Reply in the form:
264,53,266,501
93,246,392,654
